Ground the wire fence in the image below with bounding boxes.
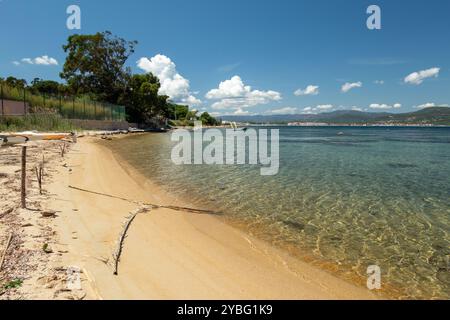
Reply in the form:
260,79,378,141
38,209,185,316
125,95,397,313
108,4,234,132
0,83,126,121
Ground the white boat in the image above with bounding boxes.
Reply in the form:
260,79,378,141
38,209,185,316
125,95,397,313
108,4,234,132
0,131,71,145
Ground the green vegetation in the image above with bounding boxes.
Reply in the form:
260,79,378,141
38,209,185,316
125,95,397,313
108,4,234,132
0,114,77,132
199,112,221,126
1,31,220,130
60,31,137,103
222,107,450,126
3,279,23,290
169,108,221,127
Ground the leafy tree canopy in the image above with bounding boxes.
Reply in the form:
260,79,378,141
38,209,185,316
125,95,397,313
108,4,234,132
30,78,61,95
60,31,137,103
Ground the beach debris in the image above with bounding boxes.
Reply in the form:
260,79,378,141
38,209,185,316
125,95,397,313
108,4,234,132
60,142,67,158
42,243,53,254
112,205,152,275
21,223,33,228
0,233,13,272
35,164,44,195
40,210,56,218
0,207,14,219
68,185,220,215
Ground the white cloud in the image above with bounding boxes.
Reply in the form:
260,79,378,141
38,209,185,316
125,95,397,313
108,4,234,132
233,108,250,115
302,104,334,114
374,80,384,85
34,55,58,65
404,67,440,85
205,75,281,111
369,103,402,109
414,102,448,109
315,104,334,110
268,107,298,114
137,54,201,106
341,82,362,93
20,55,58,66
294,85,319,96
351,106,363,111
12,61,20,66
21,58,33,64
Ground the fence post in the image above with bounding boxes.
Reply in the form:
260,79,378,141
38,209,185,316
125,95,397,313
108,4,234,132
21,146,27,208
1,84,4,116
59,95,62,116
43,93,46,107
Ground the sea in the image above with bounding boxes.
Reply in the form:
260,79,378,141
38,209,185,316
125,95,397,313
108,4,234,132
107,126,450,299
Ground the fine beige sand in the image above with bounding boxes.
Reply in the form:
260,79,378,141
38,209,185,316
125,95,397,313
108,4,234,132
48,136,378,300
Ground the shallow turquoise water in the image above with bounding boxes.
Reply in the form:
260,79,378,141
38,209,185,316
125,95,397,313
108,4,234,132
108,127,450,299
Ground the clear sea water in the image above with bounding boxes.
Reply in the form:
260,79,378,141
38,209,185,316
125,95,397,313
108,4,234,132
108,126,450,299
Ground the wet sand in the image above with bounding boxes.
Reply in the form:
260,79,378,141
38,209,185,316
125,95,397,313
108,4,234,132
44,136,378,299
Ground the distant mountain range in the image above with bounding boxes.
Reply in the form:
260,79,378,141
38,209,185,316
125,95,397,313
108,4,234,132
220,107,450,125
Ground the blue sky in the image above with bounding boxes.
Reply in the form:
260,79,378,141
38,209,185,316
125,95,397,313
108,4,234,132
1,0,449,115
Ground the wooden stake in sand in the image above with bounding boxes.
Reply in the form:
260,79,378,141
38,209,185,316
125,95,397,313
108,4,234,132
21,146,27,208
112,206,152,275
0,233,13,272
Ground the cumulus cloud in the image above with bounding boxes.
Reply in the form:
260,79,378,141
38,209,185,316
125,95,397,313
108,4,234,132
414,102,448,109
137,54,201,106
267,107,298,115
19,55,58,66
341,82,362,93
302,104,334,113
294,85,319,96
369,103,402,109
233,108,250,115
315,104,334,110
205,75,281,111
374,80,384,85
404,67,440,85
12,61,20,66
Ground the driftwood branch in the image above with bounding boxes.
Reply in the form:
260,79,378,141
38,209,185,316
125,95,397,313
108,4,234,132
35,165,43,195
112,206,152,275
68,185,219,215
60,142,67,158
0,233,13,272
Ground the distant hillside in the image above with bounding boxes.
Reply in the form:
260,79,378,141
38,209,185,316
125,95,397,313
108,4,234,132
220,107,450,125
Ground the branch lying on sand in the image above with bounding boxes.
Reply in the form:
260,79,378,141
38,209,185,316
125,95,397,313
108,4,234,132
0,233,13,272
113,206,151,275
68,185,221,215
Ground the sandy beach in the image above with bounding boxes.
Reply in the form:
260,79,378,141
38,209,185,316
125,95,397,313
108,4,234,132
1,134,379,300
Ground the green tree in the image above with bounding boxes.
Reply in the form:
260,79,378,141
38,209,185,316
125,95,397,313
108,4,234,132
60,31,137,103
121,73,169,123
30,78,61,95
199,112,219,126
167,103,189,120
4,76,27,88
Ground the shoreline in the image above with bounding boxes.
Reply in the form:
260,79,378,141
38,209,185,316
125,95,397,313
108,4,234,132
2,134,380,299
50,135,379,299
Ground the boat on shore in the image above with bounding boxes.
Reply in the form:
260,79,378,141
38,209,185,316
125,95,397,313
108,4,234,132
0,131,72,145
